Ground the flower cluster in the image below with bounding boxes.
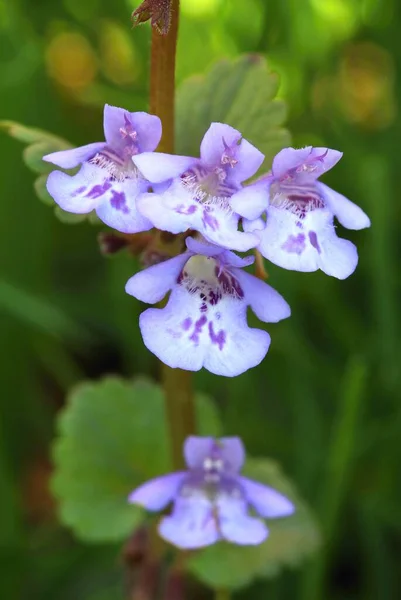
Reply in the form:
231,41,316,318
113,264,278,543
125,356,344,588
129,436,294,549
44,104,370,377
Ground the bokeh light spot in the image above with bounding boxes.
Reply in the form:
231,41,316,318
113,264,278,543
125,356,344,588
181,0,222,18
45,31,98,92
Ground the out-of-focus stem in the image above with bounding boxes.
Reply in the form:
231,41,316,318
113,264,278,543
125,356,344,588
149,0,196,469
215,588,231,600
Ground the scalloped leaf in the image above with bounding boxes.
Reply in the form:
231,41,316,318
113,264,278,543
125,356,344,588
187,457,320,590
0,119,98,225
176,54,290,169
51,377,221,543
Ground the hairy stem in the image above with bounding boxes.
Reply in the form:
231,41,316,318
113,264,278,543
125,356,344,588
150,0,179,154
149,0,197,468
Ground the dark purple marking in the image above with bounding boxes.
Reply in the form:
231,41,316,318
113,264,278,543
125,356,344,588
189,315,207,345
208,290,221,306
214,267,244,298
72,186,87,197
308,230,321,254
282,233,306,255
176,204,197,215
182,317,192,331
202,208,219,231
85,181,112,199
110,190,129,213
209,322,226,351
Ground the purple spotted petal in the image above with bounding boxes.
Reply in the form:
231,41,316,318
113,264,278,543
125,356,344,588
125,253,190,304
128,472,186,511
133,153,197,183
219,437,245,472
217,496,268,545
137,181,258,252
230,181,270,220
272,147,342,180
103,105,162,154
318,183,371,230
184,436,215,469
139,286,271,376
257,206,358,279
43,142,106,169
240,476,294,518
46,163,108,214
158,495,219,549
200,122,264,183
234,269,291,323
95,178,153,233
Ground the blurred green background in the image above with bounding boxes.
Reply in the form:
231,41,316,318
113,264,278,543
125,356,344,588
1,0,400,598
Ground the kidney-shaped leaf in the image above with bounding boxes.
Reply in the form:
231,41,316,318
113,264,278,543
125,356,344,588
51,377,221,543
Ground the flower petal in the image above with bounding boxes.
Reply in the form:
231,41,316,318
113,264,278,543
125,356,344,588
240,477,294,518
133,153,197,183
96,178,154,233
183,436,245,472
272,147,342,180
125,253,190,303
185,236,224,258
137,182,259,252
184,436,215,469
46,162,108,214
219,437,245,472
159,495,219,549
218,496,268,545
103,105,162,153
200,122,264,183
256,207,359,279
319,182,371,230
139,287,271,377
128,472,186,511
43,142,106,169
234,270,291,323
230,181,270,220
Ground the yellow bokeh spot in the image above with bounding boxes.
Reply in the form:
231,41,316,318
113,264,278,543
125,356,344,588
309,0,357,37
98,20,140,85
45,31,97,91
181,0,222,17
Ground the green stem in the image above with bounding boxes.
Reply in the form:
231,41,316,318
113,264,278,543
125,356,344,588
149,0,197,469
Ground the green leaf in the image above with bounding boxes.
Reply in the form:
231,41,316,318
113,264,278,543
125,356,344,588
0,120,69,146
0,120,96,225
54,207,88,225
188,457,320,590
23,140,69,174
34,174,54,206
52,377,221,543
176,55,290,169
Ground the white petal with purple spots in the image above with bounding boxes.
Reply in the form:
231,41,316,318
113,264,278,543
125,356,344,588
254,206,358,279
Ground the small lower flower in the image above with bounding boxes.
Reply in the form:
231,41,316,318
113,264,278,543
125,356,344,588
43,105,161,233
128,436,294,549
125,237,290,377
232,146,371,279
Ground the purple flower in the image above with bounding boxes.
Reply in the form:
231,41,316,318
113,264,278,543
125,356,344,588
232,146,370,279
125,237,290,377
132,123,265,251
43,105,162,233
128,436,294,549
